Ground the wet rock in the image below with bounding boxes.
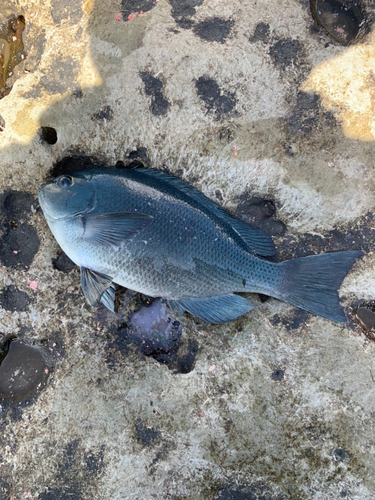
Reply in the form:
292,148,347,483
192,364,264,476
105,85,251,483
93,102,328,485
195,76,236,120
121,0,156,21
193,18,234,43
0,15,26,99
269,38,303,70
250,22,270,43
310,0,366,45
140,72,170,116
0,338,47,402
1,285,30,312
52,252,76,273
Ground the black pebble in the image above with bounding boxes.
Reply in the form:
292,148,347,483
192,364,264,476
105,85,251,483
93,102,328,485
271,369,285,381
333,447,350,462
0,114,5,131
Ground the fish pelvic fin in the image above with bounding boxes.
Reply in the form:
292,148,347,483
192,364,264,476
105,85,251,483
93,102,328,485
276,250,363,323
168,294,253,324
81,267,114,309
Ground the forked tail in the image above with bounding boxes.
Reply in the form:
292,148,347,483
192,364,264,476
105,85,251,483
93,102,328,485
276,250,362,322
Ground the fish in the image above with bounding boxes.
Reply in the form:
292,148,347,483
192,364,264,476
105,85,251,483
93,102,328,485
38,166,362,324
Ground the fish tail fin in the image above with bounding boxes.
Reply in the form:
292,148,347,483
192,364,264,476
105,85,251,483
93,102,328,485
276,250,362,323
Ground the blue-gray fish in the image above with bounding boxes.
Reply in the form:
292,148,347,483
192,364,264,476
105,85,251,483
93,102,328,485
38,167,362,324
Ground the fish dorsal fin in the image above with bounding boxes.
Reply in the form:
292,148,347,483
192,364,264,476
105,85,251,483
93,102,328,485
81,267,113,307
168,294,253,324
134,167,275,257
82,212,153,247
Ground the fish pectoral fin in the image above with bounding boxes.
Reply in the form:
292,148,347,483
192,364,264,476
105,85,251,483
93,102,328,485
168,294,253,324
82,212,154,247
81,267,114,308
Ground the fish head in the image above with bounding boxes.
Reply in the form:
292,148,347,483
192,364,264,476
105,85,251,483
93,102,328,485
38,172,96,221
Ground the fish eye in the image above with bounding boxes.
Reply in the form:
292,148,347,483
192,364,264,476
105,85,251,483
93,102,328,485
58,176,73,189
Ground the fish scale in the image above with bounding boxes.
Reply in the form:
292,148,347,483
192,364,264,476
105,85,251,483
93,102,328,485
38,167,362,324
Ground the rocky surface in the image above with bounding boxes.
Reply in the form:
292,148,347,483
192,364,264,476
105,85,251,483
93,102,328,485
0,0,375,498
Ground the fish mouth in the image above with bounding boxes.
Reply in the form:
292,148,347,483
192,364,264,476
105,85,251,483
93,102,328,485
38,188,96,222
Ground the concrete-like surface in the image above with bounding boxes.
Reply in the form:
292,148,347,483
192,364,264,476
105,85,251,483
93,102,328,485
0,0,375,498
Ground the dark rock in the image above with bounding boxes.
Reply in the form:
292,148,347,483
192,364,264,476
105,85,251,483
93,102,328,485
250,22,270,43
1,285,30,312
52,252,76,273
135,419,161,446
140,72,170,116
121,0,156,20
195,76,236,120
269,38,303,70
193,18,234,43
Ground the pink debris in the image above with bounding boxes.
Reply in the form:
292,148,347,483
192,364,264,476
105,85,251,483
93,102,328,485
128,13,134,20
13,250,18,254
28,280,38,290
53,343,56,347
25,265,28,269
200,412,204,417
115,13,122,21
45,369,49,374
209,365,215,372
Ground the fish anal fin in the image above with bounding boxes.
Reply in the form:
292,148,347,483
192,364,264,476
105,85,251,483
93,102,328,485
168,294,253,324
